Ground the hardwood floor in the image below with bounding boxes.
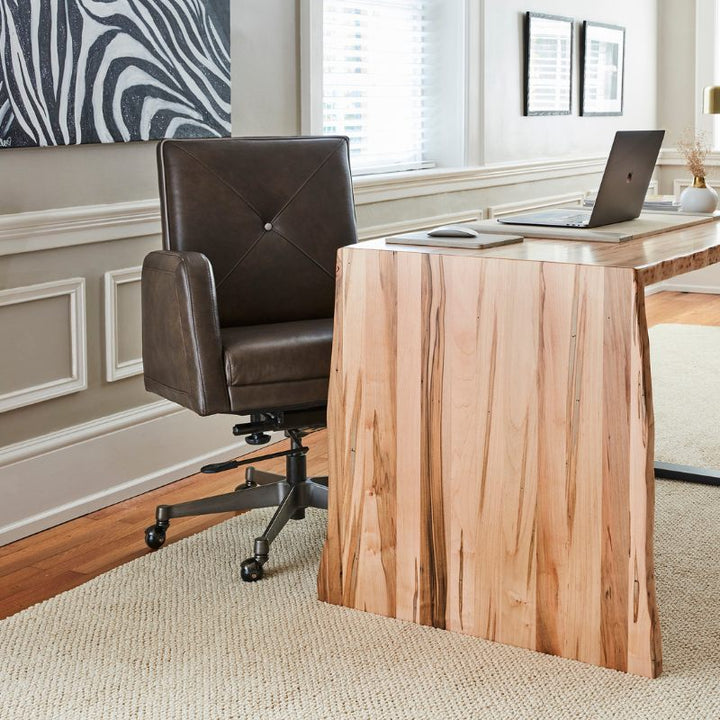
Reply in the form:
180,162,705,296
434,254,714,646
645,289,720,327
0,432,328,619
1,290,719,621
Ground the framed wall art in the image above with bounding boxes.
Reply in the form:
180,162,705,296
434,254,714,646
523,12,573,116
0,0,231,149
580,22,625,116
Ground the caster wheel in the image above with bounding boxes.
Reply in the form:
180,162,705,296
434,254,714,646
240,558,264,582
145,525,166,550
235,480,256,492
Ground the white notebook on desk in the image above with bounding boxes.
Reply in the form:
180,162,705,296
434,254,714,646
386,225,523,250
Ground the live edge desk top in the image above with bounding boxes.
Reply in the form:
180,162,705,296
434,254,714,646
359,218,720,285
317,221,720,679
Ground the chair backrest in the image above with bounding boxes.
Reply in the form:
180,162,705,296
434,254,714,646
157,136,357,328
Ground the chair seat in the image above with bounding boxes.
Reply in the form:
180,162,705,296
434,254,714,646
222,318,333,385
222,319,333,413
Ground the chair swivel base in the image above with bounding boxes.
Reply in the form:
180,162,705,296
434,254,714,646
144,445,327,582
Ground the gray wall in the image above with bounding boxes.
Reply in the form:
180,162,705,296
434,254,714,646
0,1,300,216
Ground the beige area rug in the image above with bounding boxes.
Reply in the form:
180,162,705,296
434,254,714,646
0,324,719,719
651,323,720,468
0,489,719,719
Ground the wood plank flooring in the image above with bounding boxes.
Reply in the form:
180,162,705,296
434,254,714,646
0,291,718,621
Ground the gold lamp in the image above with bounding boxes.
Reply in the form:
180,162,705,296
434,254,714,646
704,85,720,114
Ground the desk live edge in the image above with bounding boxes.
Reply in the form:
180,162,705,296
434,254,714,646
317,222,720,678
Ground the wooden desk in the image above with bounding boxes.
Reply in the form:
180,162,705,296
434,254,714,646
317,222,720,678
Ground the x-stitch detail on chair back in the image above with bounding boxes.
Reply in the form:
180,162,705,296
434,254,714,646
158,136,357,328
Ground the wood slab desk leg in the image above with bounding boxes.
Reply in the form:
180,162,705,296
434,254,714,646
318,247,662,678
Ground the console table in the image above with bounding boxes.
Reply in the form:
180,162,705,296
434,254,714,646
317,220,720,678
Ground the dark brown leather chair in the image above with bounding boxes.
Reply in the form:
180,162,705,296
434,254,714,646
141,136,357,581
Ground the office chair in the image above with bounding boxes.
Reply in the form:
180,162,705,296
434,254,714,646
140,136,357,581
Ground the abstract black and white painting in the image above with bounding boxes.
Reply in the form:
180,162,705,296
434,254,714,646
0,0,230,149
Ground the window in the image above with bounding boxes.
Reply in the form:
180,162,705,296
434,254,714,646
303,0,467,176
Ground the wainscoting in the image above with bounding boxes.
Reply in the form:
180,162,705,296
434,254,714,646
0,158,716,545
0,402,251,545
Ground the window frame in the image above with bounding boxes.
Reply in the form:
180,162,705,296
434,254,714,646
299,0,483,179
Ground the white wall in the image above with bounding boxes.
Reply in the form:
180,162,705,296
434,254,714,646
483,0,659,164
657,0,697,148
652,0,720,292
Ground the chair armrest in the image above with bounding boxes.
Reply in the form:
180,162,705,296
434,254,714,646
141,250,230,415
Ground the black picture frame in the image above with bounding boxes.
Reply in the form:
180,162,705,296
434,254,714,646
580,21,625,116
523,12,574,116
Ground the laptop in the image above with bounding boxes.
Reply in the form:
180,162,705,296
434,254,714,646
497,130,665,229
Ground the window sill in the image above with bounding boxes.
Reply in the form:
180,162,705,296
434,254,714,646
351,155,606,205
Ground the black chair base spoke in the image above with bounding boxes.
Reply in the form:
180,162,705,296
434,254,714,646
144,430,328,580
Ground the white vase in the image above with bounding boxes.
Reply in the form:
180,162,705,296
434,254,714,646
679,177,718,213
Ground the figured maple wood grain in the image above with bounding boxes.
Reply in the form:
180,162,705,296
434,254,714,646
318,241,663,677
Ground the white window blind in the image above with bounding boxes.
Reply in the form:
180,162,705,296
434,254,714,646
322,0,436,175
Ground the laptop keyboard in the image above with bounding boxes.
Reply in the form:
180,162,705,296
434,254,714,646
561,214,590,225
499,208,590,226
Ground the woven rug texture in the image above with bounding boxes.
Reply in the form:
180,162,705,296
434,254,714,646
651,323,720,467
0,323,718,719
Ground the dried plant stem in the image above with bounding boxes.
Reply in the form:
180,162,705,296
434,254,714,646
677,129,710,178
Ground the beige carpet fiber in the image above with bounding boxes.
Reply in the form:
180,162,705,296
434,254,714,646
1,326,719,719
651,323,720,468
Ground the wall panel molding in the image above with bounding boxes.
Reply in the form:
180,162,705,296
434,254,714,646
0,154,683,258
673,177,692,199
0,278,87,412
0,199,161,256
104,266,143,382
658,148,720,169
485,192,585,219
0,155,611,258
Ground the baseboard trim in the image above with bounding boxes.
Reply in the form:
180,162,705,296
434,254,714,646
650,282,720,295
0,404,282,546
0,400,178,468
0,439,251,545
